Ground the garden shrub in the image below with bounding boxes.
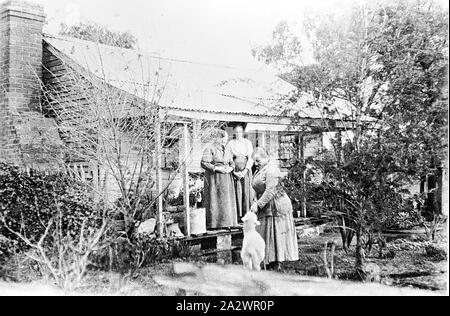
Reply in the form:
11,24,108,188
1,162,195,278
0,162,98,253
0,249,43,282
0,234,14,261
0,234,15,279
99,234,192,272
424,243,447,261
282,160,328,215
114,190,156,237
282,158,422,231
388,202,423,230
167,173,204,208
0,163,113,288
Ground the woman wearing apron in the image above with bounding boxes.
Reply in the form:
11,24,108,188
250,147,299,270
226,125,254,221
201,129,238,229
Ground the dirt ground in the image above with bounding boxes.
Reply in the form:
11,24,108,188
0,228,447,296
283,229,448,294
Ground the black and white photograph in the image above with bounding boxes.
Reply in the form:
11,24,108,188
0,0,448,298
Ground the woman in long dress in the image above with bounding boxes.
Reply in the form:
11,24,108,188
201,130,238,229
226,125,254,221
250,147,299,270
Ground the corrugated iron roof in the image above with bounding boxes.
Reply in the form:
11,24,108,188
43,34,329,120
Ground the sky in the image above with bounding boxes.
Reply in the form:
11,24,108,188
27,0,354,68
29,0,449,69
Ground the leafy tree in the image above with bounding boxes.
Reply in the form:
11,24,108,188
59,21,137,49
254,0,448,278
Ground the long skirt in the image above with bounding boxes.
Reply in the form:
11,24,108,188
203,170,238,229
233,156,253,219
256,196,299,264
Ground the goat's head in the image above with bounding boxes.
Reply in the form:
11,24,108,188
242,212,260,231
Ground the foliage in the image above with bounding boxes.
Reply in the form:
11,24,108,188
103,234,191,272
420,213,447,241
389,204,423,230
0,234,17,279
255,0,448,277
0,234,15,261
252,21,303,69
0,247,45,282
59,21,137,49
188,175,204,207
284,146,418,227
0,162,111,288
114,189,156,237
367,0,448,176
424,243,447,261
168,173,204,208
0,162,99,251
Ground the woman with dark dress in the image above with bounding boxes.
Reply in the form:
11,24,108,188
201,130,238,229
226,125,254,221
250,147,299,270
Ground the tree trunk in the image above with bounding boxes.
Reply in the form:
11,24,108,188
355,227,366,280
338,216,354,252
338,216,348,252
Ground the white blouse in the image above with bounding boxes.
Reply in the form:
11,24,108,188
226,138,254,170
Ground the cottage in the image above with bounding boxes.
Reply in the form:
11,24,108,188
0,1,355,237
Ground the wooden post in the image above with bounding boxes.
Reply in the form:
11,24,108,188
98,166,106,202
91,161,100,202
260,131,266,149
267,131,273,158
216,235,232,263
191,119,202,170
442,161,448,217
92,162,98,189
183,123,191,237
436,166,443,214
155,109,164,237
336,130,342,164
299,134,307,218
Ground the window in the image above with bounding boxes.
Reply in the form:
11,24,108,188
161,125,181,170
278,133,299,168
161,145,179,169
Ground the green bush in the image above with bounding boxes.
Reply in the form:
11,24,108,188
0,162,98,252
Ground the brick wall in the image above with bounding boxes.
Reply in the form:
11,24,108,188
0,0,45,164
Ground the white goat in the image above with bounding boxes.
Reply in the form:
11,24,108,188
240,212,265,271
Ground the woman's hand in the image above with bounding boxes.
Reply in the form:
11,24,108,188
239,170,248,178
224,166,234,173
233,170,244,179
250,202,258,213
214,166,225,173
216,166,233,174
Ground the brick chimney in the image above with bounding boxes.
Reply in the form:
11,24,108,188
0,1,46,164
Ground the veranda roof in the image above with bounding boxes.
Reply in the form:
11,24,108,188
43,34,334,123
